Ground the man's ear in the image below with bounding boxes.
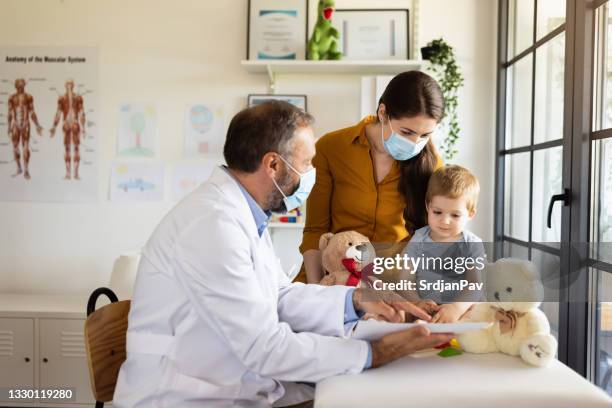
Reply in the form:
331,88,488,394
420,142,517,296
261,152,280,177
319,232,334,251
468,209,477,220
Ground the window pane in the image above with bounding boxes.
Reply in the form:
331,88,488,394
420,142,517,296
536,0,566,40
534,33,565,143
508,0,535,59
541,301,561,341
593,3,612,131
504,152,531,241
502,240,530,259
531,249,560,342
591,139,612,267
532,147,563,243
604,9,612,128
595,270,612,395
531,248,561,298
599,139,612,245
506,55,534,149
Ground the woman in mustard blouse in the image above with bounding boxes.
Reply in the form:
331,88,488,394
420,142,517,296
298,71,445,283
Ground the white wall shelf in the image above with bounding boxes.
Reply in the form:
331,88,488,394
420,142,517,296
268,222,305,229
241,59,423,75
241,60,424,92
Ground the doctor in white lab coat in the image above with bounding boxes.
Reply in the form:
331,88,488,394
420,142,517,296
113,101,453,407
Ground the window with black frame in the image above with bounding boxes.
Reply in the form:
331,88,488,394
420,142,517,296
497,0,612,394
591,0,612,395
497,0,567,358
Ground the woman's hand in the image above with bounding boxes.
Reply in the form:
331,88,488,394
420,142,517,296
352,288,433,323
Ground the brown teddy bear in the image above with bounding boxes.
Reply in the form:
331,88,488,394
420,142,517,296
318,230,440,321
318,231,376,287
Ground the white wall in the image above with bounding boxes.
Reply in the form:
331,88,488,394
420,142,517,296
0,0,497,295
419,0,498,241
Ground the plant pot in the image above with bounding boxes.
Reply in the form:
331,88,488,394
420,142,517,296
421,45,437,61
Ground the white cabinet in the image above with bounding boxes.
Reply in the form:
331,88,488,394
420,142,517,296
0,318,35,390
39,319,93,405
0,294,96,408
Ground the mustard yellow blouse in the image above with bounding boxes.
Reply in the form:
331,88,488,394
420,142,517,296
296,117,442,283
300,115,411,255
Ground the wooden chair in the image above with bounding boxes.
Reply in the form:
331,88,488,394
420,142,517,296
84,287,131,408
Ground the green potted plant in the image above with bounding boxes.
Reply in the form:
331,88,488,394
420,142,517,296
421,39,464,161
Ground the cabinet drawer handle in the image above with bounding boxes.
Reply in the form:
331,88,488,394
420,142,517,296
24,357,30,363
43,358,48,363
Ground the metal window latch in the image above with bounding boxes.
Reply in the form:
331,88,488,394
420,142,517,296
547,188,570,228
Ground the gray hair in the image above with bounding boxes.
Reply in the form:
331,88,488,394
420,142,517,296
224,101,314,173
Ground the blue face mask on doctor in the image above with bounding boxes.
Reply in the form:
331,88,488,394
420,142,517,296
272,155,316,212
381,116,429,161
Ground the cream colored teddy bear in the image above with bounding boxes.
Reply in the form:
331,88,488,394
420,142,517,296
458,258,558,366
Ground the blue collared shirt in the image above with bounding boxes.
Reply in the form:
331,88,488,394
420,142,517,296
344,288,373,369
224,166,372,369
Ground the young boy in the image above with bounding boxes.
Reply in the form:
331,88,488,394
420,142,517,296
401,165,485,323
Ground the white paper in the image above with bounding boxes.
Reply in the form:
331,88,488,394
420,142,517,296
117,103,157,157
249,0,307,60
350,319,492,341
110,162,164,202
170,162,215,201
335,10,409,60
183,104,225,157
0,47,99,202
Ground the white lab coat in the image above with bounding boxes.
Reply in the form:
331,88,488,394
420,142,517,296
113,167,369,408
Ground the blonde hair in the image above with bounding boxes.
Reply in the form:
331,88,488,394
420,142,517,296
426,165,480,213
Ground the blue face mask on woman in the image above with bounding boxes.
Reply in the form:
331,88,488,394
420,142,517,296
381,117,429,161
272,155,316,212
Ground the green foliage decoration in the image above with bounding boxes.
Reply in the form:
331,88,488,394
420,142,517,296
422,39,465,161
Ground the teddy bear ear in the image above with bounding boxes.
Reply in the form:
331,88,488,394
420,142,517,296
319,232,335,251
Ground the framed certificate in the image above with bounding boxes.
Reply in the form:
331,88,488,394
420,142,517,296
247,94,308,112
247,0,308,60
333,9,410,60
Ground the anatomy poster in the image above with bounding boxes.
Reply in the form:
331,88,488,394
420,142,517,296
0,47,98,202
117,103,157,157
171,162,215,201
183,104,225,157
110,162,164,202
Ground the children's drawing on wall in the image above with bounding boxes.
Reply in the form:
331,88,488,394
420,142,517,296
171,162,215,201
110,162,164,202
0,47,98,202
183,104,225,157
117,104,157,157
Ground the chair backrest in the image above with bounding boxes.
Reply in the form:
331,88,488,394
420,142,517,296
84,288,131,403
108,253,140,300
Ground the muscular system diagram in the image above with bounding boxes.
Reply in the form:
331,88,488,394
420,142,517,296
50,79,86,180
7,78,43,180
